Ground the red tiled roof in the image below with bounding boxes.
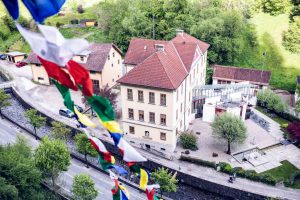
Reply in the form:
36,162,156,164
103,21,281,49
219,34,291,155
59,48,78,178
27,43,122,72
212,65,271,85
119,32,209,90
123,38,168,65
117,43,187,90
172,32,210,54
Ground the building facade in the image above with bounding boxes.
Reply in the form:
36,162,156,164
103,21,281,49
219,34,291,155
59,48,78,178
28,43,123,90
212,65,271,90
6,51,26,63
118,31,209,154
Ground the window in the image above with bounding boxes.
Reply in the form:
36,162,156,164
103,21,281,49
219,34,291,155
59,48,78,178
36,64,41,67
160,94,166,106
118,59,120,64
176,90,178,101
181,103,183,112
127,89,133,100
113,52,115,57
138,90,144,102
80,56,84,61
92,79,99,90
139,110,144,121
38,77,44,80
90,70,96,74
176,110,178,120
108,55,110,60
149,112,155,123
181,84,183,94
145,131,150,137
149,92,155,104
112,79,114,82
160,132,166,141
129,126,135,134
111,63,113,67
190,75,191,84
160,114,166,125
128,108,134,119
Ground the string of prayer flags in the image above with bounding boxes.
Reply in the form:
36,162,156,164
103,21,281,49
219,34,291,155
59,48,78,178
16,23,89,66
2,0,66,22
146,185,160,200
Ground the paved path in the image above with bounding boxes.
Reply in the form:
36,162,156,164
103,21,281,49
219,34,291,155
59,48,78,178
0,118,146,200
1,60,300,199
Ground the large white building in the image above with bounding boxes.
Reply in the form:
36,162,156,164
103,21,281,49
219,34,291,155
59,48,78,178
118,31,210,154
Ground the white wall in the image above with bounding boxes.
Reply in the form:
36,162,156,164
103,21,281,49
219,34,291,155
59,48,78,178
202,104,215,122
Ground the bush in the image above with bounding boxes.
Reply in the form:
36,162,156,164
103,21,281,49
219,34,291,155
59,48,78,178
219,162,233,174
180,155,217,169
288,170,300,185
179,132,198,151
257,89,287,114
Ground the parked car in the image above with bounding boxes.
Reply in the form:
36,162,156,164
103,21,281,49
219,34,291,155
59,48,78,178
16,61,27,68
0,54,7,60
59,108,74,118
75,105,84,113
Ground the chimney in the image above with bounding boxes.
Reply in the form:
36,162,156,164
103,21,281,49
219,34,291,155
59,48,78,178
176,29,184,36
154,44,165,52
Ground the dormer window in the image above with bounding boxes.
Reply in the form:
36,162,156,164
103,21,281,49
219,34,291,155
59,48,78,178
155,44,164,52
80,56,84,62
113,52,115,57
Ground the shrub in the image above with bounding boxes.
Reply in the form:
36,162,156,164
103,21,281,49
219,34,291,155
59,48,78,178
179,132,198,150
219,162,233,174
257,89,287,113
288,170,300,185
180,155,217,169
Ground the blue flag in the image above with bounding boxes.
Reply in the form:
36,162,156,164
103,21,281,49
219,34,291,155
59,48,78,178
2,0,66,22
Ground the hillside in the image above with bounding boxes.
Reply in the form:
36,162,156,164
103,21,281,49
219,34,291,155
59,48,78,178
249,13,300,92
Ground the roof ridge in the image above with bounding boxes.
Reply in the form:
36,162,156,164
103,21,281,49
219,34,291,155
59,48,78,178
156,52,178,89
214,65,271,72
170,41,188,74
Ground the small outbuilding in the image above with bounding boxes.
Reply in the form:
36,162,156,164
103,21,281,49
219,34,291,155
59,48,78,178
6,51,26,63
80,19,97,27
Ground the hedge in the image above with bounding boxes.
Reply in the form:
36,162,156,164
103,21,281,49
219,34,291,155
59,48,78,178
219,162,277,186
180,155,217,169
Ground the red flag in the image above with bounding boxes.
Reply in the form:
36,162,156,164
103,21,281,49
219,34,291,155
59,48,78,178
38,56,77,91
67,60,93,97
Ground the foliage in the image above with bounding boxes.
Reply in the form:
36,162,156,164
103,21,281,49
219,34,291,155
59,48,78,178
0,136,43,199
0,89,11,118
219,162,277,185
179,132,198,150
256,89,287,113
180,155,216,169
151,167,178,197
255,106,290,126
261,160,300,188
283,17,300,54
51,121,71,141
77,5,85,14
211,113,247,154
0,177,18,200
286,121,300,142
75,134,98,167
290,1,300,21
25,109,46,139
262,0,290,16
72,174,98,200
34,137,71,186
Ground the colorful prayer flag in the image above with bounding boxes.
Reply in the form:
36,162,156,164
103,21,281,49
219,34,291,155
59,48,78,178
146,185,160,200
118,138,147,162
2,0,19,20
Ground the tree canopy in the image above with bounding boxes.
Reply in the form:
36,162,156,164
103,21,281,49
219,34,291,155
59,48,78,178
72,174,98,200
151,167,178,197
262,0,290,16
51,121,71,141
211,113,247,154
0,89,10,118
34,136,71,186
75,134,98,167
283,17,300,54
24,109,46,139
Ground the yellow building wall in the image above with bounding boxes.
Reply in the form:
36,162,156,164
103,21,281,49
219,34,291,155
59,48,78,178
31,64,50,85
85,21,96,27
101,48,123,88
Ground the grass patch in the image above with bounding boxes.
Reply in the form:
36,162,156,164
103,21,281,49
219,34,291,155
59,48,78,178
60,27,108,43
261,160,300,188
255,106,290,126
248,12,300,92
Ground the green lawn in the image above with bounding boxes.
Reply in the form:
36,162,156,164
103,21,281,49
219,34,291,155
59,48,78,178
261,160,300,188
250,13,300,92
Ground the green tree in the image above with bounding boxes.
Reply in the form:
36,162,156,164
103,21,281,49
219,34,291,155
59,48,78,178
72,174,98,200
283,17,300,54
0,136,43,199
0,177,18,200
51,121,71,141
262,0,290,16
151,167,178,198
290,0,300,21
211,113,247,154
0,89,10,119
24,109,46,140
257,89,287,113
35,136,71,187
179,132,198,150
75,134,98,168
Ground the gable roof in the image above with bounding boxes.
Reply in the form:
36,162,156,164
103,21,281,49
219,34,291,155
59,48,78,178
119,32,209,90
212,65,271,85
27,43,122,72
6,51,26,57
118,43,187,90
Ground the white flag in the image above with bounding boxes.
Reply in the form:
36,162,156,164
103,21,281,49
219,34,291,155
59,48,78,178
117,138,147,162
